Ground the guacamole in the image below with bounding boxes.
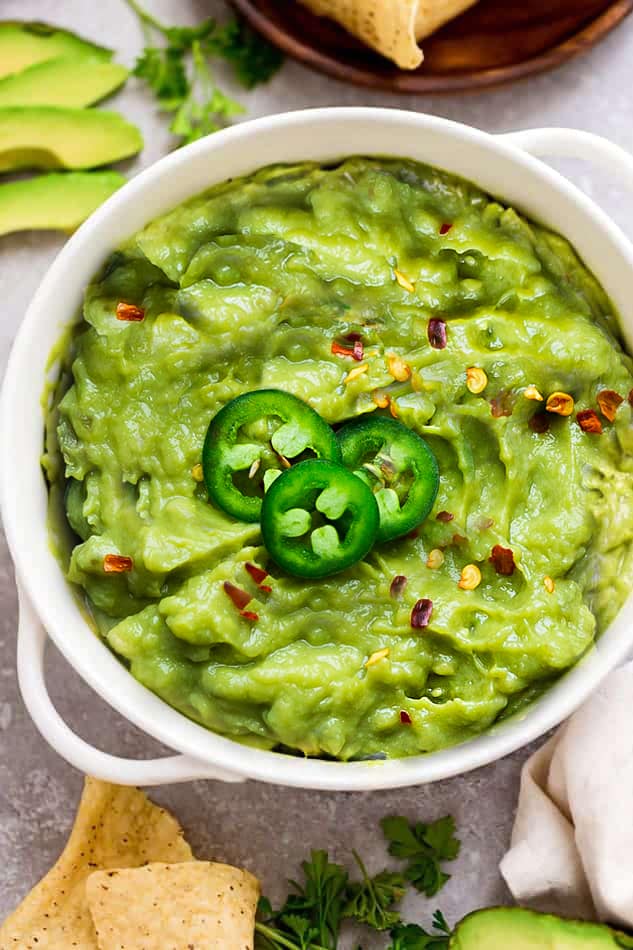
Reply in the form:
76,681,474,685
45,158,633,760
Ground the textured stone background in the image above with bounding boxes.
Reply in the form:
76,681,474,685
1,1,632,941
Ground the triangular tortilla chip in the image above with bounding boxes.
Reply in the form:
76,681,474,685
86,861,260,950
298,0,480,67
0,778,193,949
299,0,423,69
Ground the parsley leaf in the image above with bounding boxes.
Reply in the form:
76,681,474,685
124,0,282,147
381,816,460,897
343,851,406,931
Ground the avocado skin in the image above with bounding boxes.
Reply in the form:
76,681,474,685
450,907,633,949
0,106,143,173
0,21,112,80
0,57,129,108
0,171,125,236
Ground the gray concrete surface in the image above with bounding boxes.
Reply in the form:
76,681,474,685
1,0,632,941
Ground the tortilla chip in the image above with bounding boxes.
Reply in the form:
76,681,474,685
415,0,479,40
86,861,260,950
299,0,423,69
0,778,193,950
298,0,479,67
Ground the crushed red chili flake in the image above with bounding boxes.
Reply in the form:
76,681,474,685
331,339,364,361
115,301,145,322
428,318,447,350
245,562,268,585
411,598,433,629
400,710,413,725
479,517,494,530
239,610,259,622
577,409,603,434
223,581,251,610
259,584,273,594
490,391,513,418
489,544,516,576
103,554,133,573
597,389,623,422
436,510,454,523
452,533,467,545
439,222,453,235
629,389,633,407
390,575,408,599
529,412,550,434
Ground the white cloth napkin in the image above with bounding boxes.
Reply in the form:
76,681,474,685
500,662,633,928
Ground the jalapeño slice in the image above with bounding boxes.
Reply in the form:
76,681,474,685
260,459,379,579
202,389,341,522
337,416,439,543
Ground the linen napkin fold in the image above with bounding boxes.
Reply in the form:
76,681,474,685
500,662,633,928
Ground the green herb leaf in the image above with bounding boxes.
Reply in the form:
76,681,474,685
125,0,282,148
387,921,451,950
381,816,460,897
204,19,283,88
343,851,406,931
255,851,348,950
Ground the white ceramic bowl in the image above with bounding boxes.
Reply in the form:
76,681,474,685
3,109,633,790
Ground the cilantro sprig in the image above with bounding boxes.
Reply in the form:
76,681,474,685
381,815,461,897
254,817,458,949
124,0,282,146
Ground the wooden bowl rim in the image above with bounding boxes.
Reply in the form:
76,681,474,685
229,0,633,93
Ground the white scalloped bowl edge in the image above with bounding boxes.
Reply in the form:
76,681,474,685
3,109,633,790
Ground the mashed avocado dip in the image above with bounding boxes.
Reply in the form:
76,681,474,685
44,158,633,760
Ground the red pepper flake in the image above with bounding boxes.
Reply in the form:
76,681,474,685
597,389,623,422
529,412,550,434
103,554,133,573
490,391,513,418
629,389,633,407
259,584,273,594
400,710,413,724
428,318,447,350
331,339,364,361
489,544,516,576
245,562,268,585
116,301,145,322
577,409,603,434
411,598,433,629
436,510,454,523
239,610,259,622
452,533,468,545
439,222,453,235
223,581,251,611
390,575,408,599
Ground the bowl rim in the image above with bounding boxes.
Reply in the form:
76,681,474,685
3,107,633,789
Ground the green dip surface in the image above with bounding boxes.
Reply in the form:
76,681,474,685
45,157,633,760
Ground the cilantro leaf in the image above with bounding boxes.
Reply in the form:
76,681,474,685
387,921,451,950
255,851,348,950
343,851,406,931
381,816,460,897
124,0,282,148
204,19,283,88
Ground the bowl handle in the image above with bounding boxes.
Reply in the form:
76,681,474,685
499,127,633,187
16,585,245,786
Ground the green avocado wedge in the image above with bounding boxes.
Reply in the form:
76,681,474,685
0,57,129,108
0,106,143,172
0,171,125,236
0,21,112,80
450,908,633,949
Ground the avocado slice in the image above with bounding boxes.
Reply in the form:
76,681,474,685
0,22,111,80
0,171,125,236
0,57,129,108
0,107,143,172
450,908,633,949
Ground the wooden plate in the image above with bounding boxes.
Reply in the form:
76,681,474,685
229,0,633,93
